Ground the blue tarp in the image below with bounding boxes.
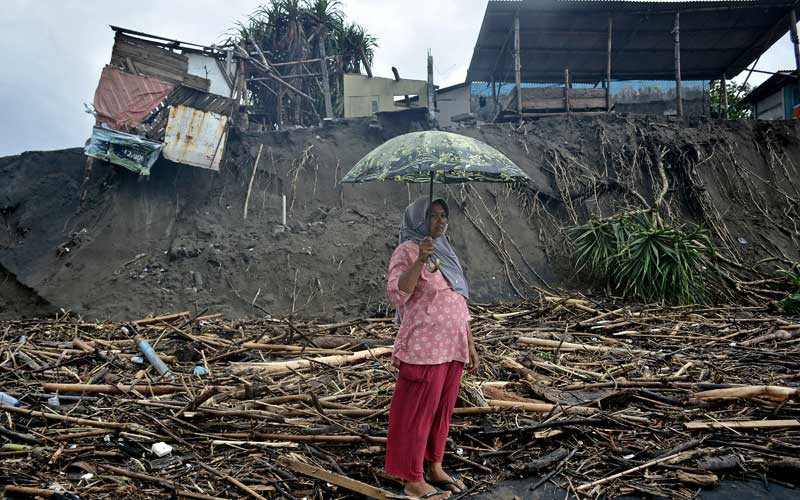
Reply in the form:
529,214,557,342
84,126,163,176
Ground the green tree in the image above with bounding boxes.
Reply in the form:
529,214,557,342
709,79,753,119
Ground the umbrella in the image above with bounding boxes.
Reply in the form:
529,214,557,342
340,130,531,271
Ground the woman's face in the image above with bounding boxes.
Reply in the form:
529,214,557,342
429,202,448,238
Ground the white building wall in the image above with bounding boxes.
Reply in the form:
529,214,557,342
437,85,471,127
186,53,235,98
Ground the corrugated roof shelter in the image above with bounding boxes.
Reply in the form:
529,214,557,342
467,0,797,84
742,70,800,119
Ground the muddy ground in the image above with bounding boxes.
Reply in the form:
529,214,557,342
2,114,800,320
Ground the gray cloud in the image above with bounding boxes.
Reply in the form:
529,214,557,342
0,0,794,156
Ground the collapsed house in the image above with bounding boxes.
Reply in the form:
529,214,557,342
84,27,241,175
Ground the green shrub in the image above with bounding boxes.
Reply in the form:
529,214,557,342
569,212,713,304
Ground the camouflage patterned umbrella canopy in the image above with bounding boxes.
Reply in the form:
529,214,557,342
340,130,529,184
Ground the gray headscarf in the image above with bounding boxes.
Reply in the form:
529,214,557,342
399,196,469,299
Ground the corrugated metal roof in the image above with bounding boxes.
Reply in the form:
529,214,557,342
741,70,797,103
467,0,796,83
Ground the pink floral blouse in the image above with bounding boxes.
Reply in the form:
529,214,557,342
387,240,471,367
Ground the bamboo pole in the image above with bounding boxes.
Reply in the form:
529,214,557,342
518,337,647,354
685,419,800,430
230,346,393,374
319,28,333,119
576,446,697,492
564,68,571,113
243,144,263,219
674,12,683,117
693,385,799,401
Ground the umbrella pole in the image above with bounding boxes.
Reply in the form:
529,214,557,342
428,171,434,236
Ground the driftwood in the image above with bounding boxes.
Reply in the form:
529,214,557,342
1,299,799,499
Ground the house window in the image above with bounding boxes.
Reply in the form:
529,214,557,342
372,100,378,113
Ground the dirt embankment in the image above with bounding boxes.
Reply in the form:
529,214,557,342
2,114,799,320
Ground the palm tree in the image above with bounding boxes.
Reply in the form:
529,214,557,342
230,0,378,125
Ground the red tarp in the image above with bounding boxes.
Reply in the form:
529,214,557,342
93,66,175,131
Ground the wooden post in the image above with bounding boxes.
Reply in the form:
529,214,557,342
514,14,522,122
564,69,571,114
427,50,435,124
318,28,333,119
790,9,800,72
276,87,284,129
606,16,613,113
721,73,729,119
790,8,800,115
674,12,683,117
359,47,373,78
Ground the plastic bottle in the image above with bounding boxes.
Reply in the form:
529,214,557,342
0,392,21,407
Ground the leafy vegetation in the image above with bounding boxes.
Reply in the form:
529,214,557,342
774,266,800,314
230,0,377,125
569,212,714,304
709,79,753,120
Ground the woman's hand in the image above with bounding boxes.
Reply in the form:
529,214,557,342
417,236,434,263
467,344,480,374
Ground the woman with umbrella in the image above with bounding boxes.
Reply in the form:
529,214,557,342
340,131,530,498
383,195,477,499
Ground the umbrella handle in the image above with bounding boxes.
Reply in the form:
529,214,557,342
426,258,441,273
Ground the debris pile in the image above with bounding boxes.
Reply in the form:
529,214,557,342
1,299,799,499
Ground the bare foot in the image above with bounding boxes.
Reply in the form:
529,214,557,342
404,480,451,499
427,464,465,494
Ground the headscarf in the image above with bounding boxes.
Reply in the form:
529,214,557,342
399,196,469,299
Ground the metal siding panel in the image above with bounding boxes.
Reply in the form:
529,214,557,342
162,105,227,170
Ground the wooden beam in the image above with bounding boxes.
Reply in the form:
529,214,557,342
318,28,333,119
281,458,396,500
606,16,612,112
427,50,435,123
514,14,522,122
674,12,683,117
359,47,373,78
790,7,800,106
721,73,729,119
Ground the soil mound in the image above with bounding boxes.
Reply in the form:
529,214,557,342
2,114,799,320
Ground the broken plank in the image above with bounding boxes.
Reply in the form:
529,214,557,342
280,457,403,500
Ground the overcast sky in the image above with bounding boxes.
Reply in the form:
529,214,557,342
0,0,796,157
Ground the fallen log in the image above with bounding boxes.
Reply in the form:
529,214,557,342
696,454,740,473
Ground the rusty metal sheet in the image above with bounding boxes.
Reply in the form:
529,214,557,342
162,105,227,170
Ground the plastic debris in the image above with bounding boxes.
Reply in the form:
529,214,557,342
151,442,173,457
0,392,21,407
134,335,174,378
